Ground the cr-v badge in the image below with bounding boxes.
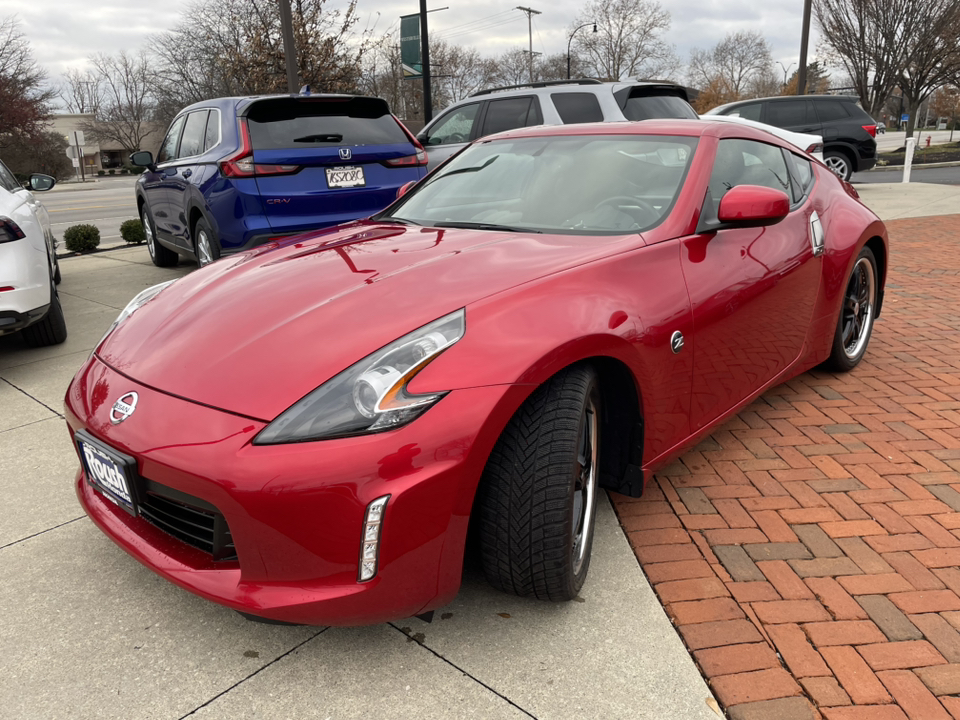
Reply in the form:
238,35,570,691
110,392,139,424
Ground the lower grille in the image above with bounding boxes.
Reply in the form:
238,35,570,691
139,491,237,562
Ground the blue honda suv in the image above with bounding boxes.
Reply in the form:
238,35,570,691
131,93,428,268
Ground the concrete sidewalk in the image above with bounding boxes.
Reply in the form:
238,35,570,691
0,245,718,719
854,182,960,220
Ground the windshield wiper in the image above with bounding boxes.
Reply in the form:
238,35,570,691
433,221,542,234
376,216,423,226
293,134,343,143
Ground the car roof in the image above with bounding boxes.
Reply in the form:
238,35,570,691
467,78,690,100
708,94,861,114
174,93,389,116
478,118,797,147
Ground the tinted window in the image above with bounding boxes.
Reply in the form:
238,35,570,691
481,97,541,136
0,160,21,191
814,100,849,122
765,101,814,128
786,151,815,203
246,98,407,149
388,135,697,235
726,103,762,121
203,110,220,152
178,110,208,159
621,94,697,121
423,104,480,146
157,115,186,164
552,93,604,124
708,138,791,202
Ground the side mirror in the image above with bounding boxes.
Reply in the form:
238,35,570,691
396,180,417,199
29,174,56,192
717,185,790,228
130,151,156,171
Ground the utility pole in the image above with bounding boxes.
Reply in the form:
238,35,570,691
278,0,298,93
797,0,812,95
516,6,541,83
420,0,433,122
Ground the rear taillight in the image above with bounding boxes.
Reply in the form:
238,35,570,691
384,147,428,167
219,119,300,178
863,124,877,138
0,217,26,243
806,142,823,155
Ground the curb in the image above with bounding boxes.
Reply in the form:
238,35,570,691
870,160,960,171
56,242,142,260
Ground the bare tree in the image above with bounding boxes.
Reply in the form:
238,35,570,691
781,62,833,95
81,51,156,153
59,67,104,115
897,0,960,136
0,16,54,144
571,0,679,81
687,31,778,110
151,0,370,126
431,39,497,103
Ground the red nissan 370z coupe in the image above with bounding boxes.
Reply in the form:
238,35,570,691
65,120,887,625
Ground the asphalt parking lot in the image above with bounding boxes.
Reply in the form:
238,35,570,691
3,181,959,719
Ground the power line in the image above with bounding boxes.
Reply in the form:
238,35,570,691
436,16,522,41
435,9,515,35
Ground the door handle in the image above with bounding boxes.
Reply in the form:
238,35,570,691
181,169,192,178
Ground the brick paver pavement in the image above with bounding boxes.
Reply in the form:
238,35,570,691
613,214,960,720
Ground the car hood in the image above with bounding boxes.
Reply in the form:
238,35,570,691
98,221,640,420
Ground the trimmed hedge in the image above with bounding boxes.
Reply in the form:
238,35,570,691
120,218,145,244
64,224,101,253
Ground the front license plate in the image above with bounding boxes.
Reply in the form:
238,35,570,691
76,430,138,516
326,165,366,188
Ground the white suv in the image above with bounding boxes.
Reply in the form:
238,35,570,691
0,160,66,347
417,79,698,170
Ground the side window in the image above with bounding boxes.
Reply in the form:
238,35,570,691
0,160,21,191
551,93,603,124
156,115,186,164
203,110,220,152
786,151,815,204
481,97,540,136
422,104,480,146
813,100,849,122
708,138,792,203
177,110,209,159
765,100,814,128
727,103,762,121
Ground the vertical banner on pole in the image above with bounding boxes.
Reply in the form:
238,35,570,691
400,14,422,78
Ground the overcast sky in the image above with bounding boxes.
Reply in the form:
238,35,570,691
2,0,822,88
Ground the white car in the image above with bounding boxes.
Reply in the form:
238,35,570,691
700,114,825,162
0,160,66,347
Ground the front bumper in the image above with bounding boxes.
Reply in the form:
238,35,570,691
65,354,523,625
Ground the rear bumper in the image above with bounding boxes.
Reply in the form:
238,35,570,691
65,354,523,625
0,304,49,335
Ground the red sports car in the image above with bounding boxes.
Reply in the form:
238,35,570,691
65,120,887,625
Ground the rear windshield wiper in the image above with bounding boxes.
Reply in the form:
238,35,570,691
293,134,344,143
433,221,542,233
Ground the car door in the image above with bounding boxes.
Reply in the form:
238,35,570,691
418,102,482,171
477,96,543,137
143,114,186,241
763,99,818,135
165,109,210,249
681,137,822,428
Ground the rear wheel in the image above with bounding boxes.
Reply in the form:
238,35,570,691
824,150,853,181
143,205,178,268
827,246,878,371
477,365,601,601
194,216,220,268
21,281,67,347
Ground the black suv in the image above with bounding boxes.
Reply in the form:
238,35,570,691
706,95,878,181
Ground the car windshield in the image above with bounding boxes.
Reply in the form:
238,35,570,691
381,134,697,235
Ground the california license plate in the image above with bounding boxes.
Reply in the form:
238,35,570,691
75,430,138,515
326,165,365,188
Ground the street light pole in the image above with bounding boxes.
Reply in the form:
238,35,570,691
516,6,541,83
777,61,795,89
420,0,433,122
797,0,812,95
278,0,298,93
567,22,596,80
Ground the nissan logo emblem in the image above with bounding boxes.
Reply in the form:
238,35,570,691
110,392,139,424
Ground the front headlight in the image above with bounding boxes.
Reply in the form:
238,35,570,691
254,309,465,444
95,280,177,352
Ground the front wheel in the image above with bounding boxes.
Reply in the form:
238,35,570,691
824,151,853,182
827,246,878,371
477,365,601,601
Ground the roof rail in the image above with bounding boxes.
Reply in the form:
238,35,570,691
470,78,603,97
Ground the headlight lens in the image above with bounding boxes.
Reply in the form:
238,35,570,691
96,280,176,352
254,309,465,444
